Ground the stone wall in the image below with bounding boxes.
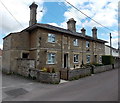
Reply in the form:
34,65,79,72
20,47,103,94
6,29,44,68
93,65,112,74
68,68,91,80
37,72,60,84
16,59,60,84
17,59,35,77
60,68,91,80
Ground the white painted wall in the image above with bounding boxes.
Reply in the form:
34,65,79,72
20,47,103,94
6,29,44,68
105,45,119,57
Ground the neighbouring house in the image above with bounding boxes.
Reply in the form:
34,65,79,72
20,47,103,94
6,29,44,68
2,2,107,74
105,45,119,58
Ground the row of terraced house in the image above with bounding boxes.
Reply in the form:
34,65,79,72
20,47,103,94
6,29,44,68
2,2,108,74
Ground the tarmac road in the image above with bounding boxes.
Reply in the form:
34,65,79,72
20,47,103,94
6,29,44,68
2,69,118,101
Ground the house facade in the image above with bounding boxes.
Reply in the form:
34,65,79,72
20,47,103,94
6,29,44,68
2,2,107,74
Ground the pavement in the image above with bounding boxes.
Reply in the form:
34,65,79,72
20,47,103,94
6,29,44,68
2,69,118,101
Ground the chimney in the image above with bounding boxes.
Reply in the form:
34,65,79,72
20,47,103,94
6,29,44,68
81,28,86,35
92,27,97,39
67,18,76,32
29,2,38,26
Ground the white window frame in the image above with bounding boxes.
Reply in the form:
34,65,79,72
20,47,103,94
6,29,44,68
73,54,79,63
73,39,78,46
47,53,56,64
86,55,90,63
48,33,56,43
86,41,90,48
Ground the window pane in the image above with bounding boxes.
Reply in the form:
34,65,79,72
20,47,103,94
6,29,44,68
47,53,55,64
48,34,55,43
74,54,79,63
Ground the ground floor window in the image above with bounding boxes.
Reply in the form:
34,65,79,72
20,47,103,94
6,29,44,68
47,53,56,64
86,55,90,63
74,54,79,63
99,56,102,63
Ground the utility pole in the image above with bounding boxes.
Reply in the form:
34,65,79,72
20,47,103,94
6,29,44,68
110,33,112,55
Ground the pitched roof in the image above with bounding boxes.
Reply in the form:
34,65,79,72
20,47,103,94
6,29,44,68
4,23,108,43
25,23,107,43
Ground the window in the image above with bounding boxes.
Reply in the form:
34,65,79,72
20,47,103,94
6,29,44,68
73,39,78,46
74,54,79,63
99,56,102,63
22,53,29,59
86,41,90,48
86,55,90,63
47,53,56,64
48,33,56,43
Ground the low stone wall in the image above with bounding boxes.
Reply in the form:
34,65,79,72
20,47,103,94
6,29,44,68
68,68,91,80
93,65,113,74
60,68,91,80
37,72,60,84
17,59,35,77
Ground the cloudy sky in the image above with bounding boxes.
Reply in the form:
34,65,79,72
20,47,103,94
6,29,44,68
0,0,119,49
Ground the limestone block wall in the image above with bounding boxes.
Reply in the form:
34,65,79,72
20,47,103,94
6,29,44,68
37,72,60,84
93,65,113,74
17,59,35,77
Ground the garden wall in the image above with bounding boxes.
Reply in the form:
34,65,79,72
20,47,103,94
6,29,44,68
60,67,91,80
93,65,112,74
16,59,60,84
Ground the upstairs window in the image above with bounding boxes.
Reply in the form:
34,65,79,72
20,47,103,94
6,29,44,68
86,41,90,48
74,54,79,63
48,33,56,43
86,55,90,63
47,53,56,64
73,39,78,46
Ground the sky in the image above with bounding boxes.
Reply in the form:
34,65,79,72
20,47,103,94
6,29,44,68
0,0,119,49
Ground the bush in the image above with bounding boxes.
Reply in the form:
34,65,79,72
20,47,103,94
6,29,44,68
102,55,114,65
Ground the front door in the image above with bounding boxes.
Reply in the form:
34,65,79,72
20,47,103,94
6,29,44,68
94,55,97,63
64,53,68,68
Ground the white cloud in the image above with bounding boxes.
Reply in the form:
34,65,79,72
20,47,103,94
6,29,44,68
62,0,118,28
0,0,44,35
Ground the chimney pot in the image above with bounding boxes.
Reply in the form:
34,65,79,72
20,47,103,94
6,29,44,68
81,28,86,35
29,2,38,26
67,18,76,32
92,27,97,39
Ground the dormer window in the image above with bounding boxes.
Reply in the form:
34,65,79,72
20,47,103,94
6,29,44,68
48,33,56,43
73,39,78,46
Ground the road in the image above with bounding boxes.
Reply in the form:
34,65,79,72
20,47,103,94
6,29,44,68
2,69,118,101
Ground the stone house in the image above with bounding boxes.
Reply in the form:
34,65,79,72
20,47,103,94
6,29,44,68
2,2,107,74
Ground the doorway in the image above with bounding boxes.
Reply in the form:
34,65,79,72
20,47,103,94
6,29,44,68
64,53,68,68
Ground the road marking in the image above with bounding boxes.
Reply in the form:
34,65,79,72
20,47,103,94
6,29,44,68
2,83,33,89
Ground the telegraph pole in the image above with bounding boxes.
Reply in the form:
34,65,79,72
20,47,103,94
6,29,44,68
110,33,112,55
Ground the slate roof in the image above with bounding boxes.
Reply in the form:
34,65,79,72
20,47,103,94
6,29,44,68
25,23,107,43
4,23,108,43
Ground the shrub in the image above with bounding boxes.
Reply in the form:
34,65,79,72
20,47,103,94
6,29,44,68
102,55,114,65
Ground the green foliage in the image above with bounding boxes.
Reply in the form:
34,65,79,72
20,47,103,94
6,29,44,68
102,55,114,65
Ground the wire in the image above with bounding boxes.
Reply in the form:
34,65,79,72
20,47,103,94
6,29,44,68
0,0,24,28
64,0,117,33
